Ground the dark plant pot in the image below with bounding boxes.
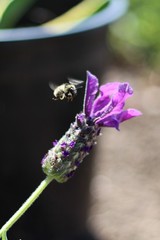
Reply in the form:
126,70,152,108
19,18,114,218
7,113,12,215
0,1,128,239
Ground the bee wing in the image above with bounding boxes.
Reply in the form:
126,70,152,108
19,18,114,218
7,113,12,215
68,78,84,88
49,82,57,91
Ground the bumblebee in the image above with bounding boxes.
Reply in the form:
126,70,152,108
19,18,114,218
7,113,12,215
49,79,83,101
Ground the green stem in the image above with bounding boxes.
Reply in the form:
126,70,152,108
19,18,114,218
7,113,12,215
2,232,7,240
0,175,54,238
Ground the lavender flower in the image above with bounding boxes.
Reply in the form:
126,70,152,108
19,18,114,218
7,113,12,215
42,71,142,183
84,71,141,130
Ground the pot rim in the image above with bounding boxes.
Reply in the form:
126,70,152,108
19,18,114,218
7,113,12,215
0,0,128,42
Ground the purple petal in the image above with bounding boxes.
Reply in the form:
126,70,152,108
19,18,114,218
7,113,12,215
96,109,121,126
91,82,130,116
117,109,142,123
107,83,134,115
96,108,142,130
91,82,120,115
91,95,111,116
62,150,69,157
52,139,58,146
69,141,76,148
97,115,120,130
61,142,67,148
95,98,125,120
76,113,85,127
100,82,120,96
41,154,48,164
112,83,133,106
91,82,134,119
83,71,99,116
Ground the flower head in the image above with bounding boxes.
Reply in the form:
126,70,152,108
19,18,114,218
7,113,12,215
83,71,141,130
42,71,142,183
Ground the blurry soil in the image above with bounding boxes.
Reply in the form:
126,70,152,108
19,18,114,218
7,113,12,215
87,66,160,240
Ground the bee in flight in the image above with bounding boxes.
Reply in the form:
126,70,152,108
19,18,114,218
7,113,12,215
49,78,84,101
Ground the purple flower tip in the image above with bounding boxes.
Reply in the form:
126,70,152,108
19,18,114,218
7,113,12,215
62,150,69,157
41,154,48,164
83,72,142,130
83,71,99,116
52,139,58,146
82,145,93,153
69,141,76,148
66,170,75,178
61,142,67,148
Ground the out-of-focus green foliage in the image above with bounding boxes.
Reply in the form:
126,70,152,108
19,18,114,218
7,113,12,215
109,0,160,68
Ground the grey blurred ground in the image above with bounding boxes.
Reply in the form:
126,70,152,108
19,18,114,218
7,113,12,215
87,66,160,240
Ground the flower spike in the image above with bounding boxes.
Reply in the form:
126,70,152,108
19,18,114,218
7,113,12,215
42,71,142,182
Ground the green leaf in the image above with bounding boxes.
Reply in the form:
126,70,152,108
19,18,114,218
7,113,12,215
0,0,38,28
43,0,110,34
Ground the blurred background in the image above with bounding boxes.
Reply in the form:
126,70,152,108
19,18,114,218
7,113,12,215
0,0,160,239
88,0,160,240
109,0,160,69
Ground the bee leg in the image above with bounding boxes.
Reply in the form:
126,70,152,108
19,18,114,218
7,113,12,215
52,96,58,100
60,95,65,100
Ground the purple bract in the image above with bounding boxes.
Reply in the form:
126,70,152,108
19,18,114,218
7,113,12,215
83,71,142,130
